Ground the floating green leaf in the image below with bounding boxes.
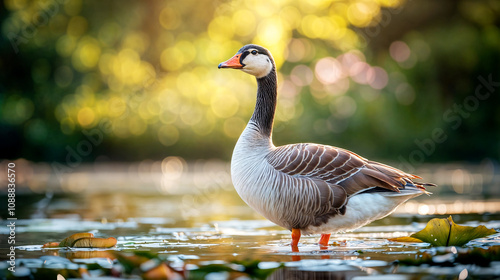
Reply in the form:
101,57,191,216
447,217,497,247
389,216,497,246
410,217,454,246
388,236,423,243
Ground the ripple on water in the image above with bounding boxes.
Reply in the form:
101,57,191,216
5,216,500,279
0,218,138,234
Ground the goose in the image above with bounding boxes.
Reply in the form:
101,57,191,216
218,44,434,251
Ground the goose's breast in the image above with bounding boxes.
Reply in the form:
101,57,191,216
231,123,275,212
231,146,276,214
232,148,325,230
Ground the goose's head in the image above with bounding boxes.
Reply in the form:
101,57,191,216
218,44,275,79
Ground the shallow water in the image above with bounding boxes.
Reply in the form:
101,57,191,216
1,161,500,279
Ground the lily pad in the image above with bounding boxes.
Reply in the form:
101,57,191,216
387,236,423,243
447,218,497,246
389,216,497,246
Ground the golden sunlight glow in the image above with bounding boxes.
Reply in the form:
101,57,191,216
159,7,181,30
347,2,380,27
14,0,408,140
211,92,239,119
77,107,95,127
72,37,101,71
400,200,500,215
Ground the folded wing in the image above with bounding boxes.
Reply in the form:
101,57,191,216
267,143,429,201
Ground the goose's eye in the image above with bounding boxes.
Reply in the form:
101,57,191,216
251,50,258,55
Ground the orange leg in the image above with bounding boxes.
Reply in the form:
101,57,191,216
291,228,301,252
291,228,301,261
318,234,331,247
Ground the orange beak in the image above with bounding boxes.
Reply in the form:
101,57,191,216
218,54,243,69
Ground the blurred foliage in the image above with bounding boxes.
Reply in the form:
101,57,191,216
0,0,499,163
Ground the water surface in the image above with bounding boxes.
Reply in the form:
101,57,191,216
1,161,499,279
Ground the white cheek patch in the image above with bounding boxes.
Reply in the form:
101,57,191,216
241,54,273,78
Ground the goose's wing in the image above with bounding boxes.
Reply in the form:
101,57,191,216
266,143,427,197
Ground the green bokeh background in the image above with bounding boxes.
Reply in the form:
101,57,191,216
1,0,499,165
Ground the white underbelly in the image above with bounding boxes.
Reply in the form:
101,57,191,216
303,192,410,235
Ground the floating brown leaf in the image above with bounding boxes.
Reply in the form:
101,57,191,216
72,237,117,248
59,233,94,247
43,233,117,249
42,242,62,248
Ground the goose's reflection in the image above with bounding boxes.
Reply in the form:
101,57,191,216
267,267,368,280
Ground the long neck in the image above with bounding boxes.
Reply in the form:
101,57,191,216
250,68,277,138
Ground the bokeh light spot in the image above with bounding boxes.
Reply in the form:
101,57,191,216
77,107,95,127
159,7,180,30
330,95,357,119
232,10,256,37
223,117,246,138
98,21,122,46
369,67,388,90
161,47,184,71
2,96,34,125
161,156,186,179
390,41,411,62
315,57,344,85
158,125,179,146
256,17,285,46
129,117,147,136
211,93,239,119
180,105,203,126
67,16,87,37
349,62,373,85
72,37,101,72
291,65,313,86
208,16,234,43
395,83,416,105
347,2,379,27
56,35,77,57
54,65,74,87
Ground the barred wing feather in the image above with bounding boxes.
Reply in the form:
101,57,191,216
266,143,427,199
